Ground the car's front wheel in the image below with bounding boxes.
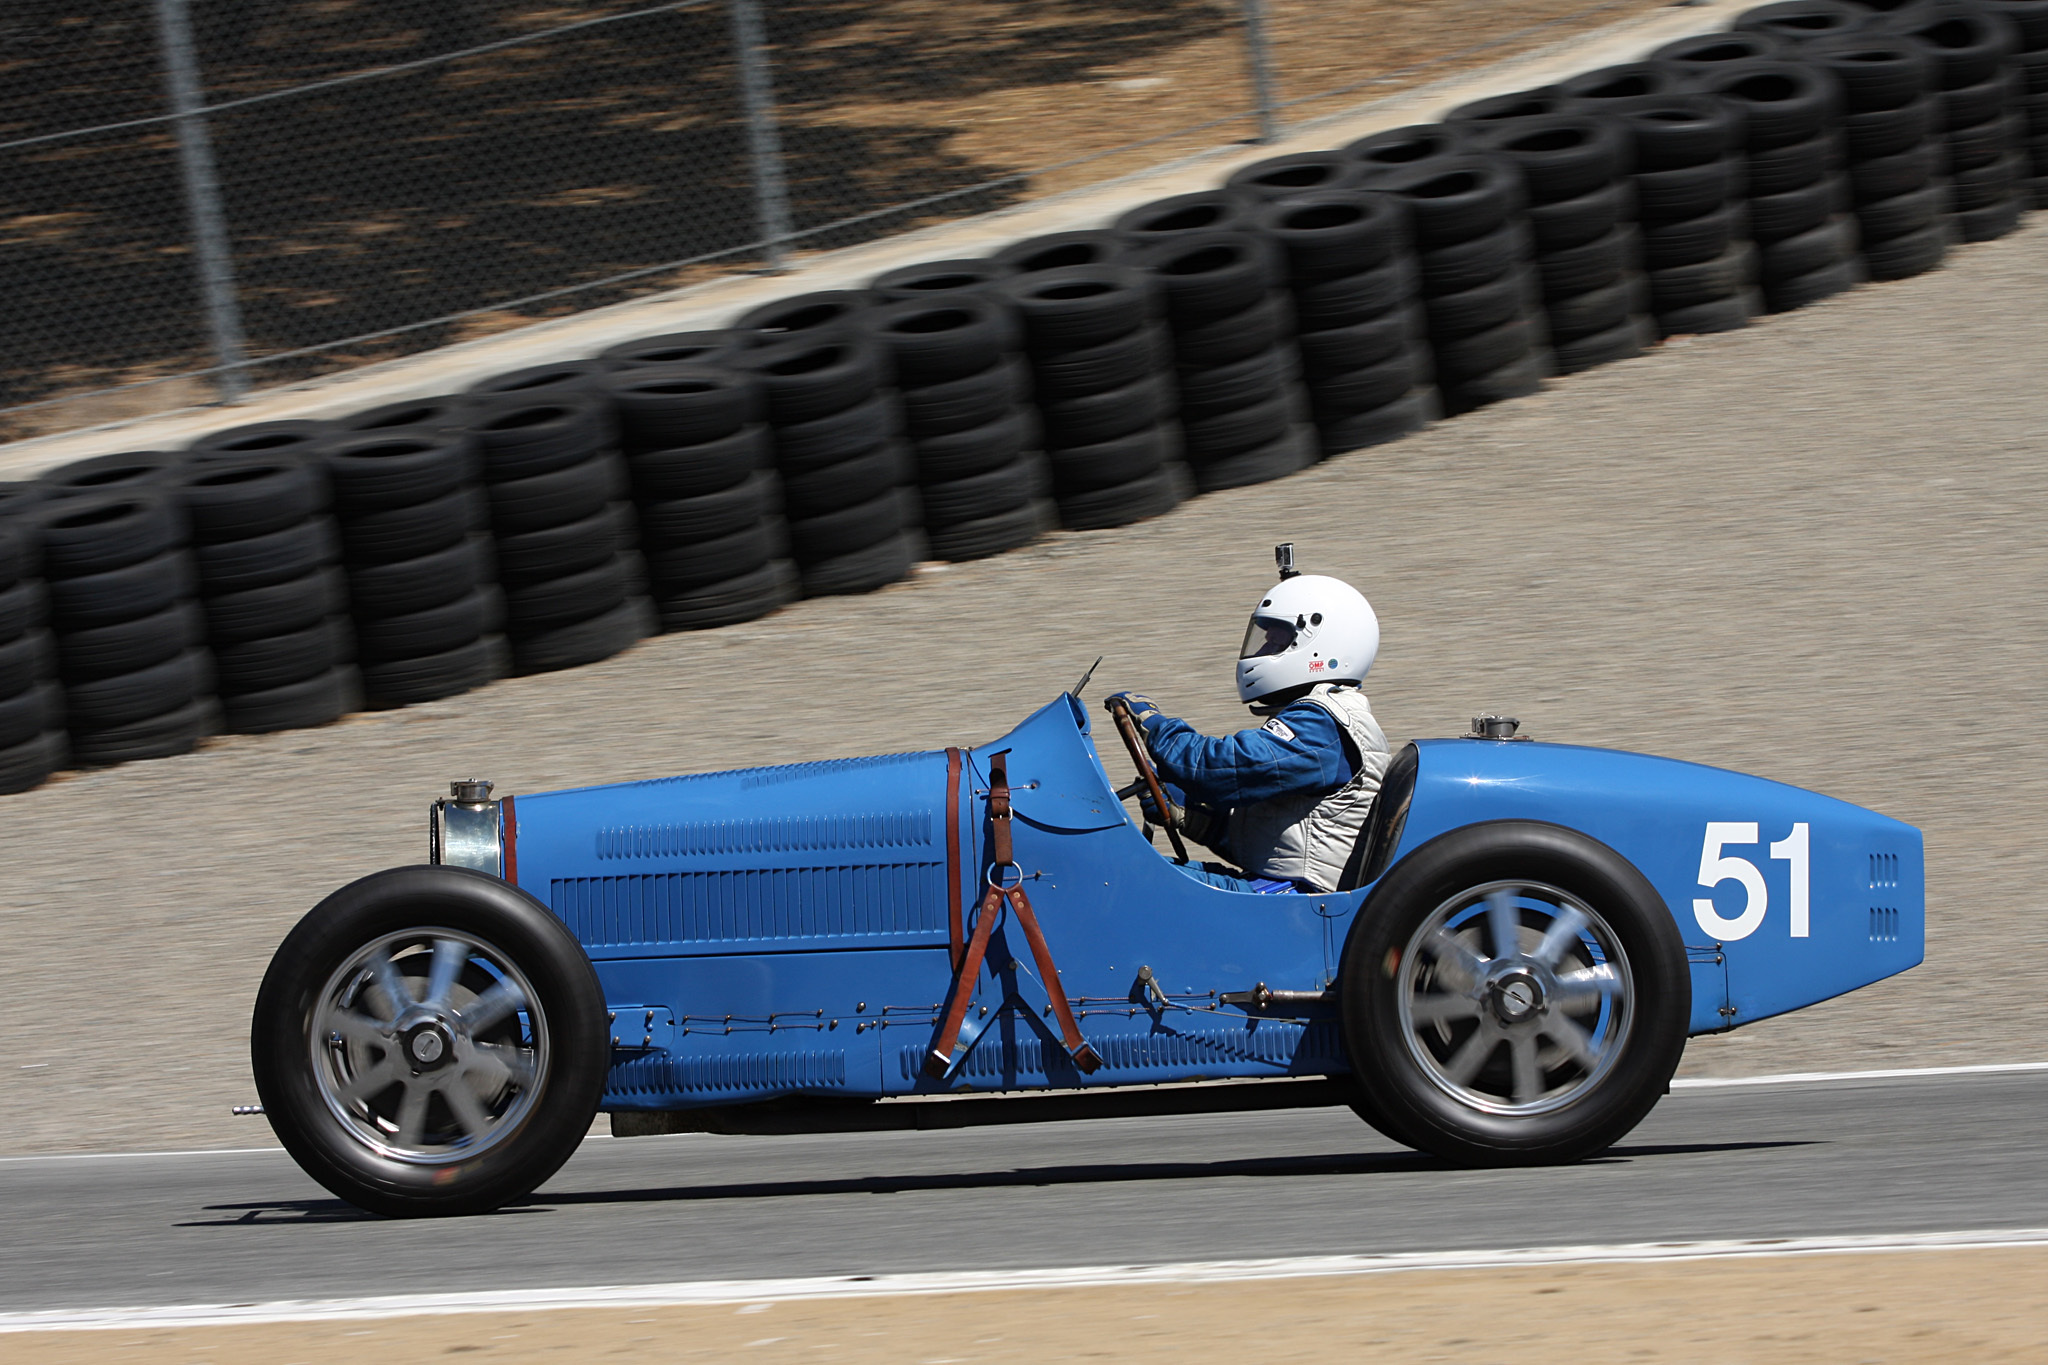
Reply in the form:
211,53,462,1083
1339,821,1690,1165
251,866,609,1217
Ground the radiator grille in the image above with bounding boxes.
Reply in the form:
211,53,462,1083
553,863,946,945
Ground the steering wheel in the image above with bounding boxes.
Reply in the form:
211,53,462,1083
1104,697,1190,864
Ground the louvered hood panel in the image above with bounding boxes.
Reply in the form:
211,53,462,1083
509,750,957,958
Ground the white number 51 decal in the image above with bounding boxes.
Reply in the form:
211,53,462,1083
1693,822,1809,941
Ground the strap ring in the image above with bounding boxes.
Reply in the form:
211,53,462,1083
985,862,1024,891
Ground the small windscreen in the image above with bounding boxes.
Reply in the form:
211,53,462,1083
1241,615,1296,659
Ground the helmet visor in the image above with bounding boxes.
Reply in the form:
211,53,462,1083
1240,615,1296,659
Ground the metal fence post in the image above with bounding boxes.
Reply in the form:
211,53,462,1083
729,0,793,273
1240,0,1281,144
153,0,249,402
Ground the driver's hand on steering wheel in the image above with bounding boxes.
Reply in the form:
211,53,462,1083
1105,691,1161,727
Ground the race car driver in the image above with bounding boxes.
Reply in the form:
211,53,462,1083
1106,548,1390,894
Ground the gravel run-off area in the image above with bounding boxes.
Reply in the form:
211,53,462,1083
3,221,2045,1157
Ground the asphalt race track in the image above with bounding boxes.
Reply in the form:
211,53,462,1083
3,1068,2042,1316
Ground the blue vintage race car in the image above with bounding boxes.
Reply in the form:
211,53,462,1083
253,688,1924,1216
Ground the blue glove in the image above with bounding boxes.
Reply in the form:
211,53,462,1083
1105,692,1161,726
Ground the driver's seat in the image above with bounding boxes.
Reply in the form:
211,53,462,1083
1334,742,1418,892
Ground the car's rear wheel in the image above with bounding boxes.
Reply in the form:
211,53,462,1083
252,866,608,1216
1339,821,1689,1164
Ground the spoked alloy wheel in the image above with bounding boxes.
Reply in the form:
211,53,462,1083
253,866,608,1217
1341,821,1689,1165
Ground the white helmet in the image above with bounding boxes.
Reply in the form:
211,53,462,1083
1235,553,1379,705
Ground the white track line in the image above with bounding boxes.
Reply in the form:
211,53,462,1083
7,1228,2048,1333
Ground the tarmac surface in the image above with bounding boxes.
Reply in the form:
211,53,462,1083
2,1069,2044,1313
2,219,2046,1156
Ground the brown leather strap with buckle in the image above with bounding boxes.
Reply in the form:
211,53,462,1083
926,750,1102,1079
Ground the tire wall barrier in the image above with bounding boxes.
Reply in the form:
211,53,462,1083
0,0,2037,791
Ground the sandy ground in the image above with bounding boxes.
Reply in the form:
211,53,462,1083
2,217,2046,1157
7,1245,2047,1362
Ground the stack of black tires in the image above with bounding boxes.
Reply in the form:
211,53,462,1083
1257,188,1438,456
322,430,503,707
34,490,216,765
173,454,356,733
1696,58,1864,311
1126,230,1316,491
1373,155,1551,413
602,365,794,630
1804,30,1954,279
466,393,651,673
1884,0,2028,241
2003,0,2048,204
0,521,62,792
734,336,923,595
869,257,1018,300
1611,91,1761,333
865,294,1052,560
1473,113,1654,373
999,264,1187,529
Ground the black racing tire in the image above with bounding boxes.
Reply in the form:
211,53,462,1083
1443,85,1572,129
187,419,334,459
340,395,476,437
356,588,498,664
1760,215,1859,277
1842,95,1938,160
204,567,344,646
913,410,1039,482
1167,291,1293,368
1944,115,2018,173
0,728,65,795
992,229,1127,275
1804,33,1937,113
2025,171,2048,208
1039,372,1176,449
1954,191,2024,239
222,663,358,733
1189,425,1316,492
46,549,196,630
0,522,31,590
734,339,889,427
0,577,46,639
1862,221,1951,278
1128,232,1280,326
1057,462,1188,532
1028,324,1170,399
1639,202,1741,269
1949,152,2021,209
1533,224,1637,299
340,490,474,566
321,434,478,517
1338,820,1690,1166
1940,78,2014,136
69,695,219,766
644,520,778,592
1178,346,1299,420
868,256,1017,301
63,647,208,728
1633,155,1743,224
197,516,339,593
797,528,924,596
787,488,912,561
782,445,906,520
1980,0,2048,50
1525,177,1634,253
214,618,343,694
1553,314,1654,374
1543,272,1642,343
1857,178,1950,239
1473,115,1629,204
1343,122,1471,174
1298,308,1423,374
597,329,745,371
346,539,482,618
863,295,1016,386
251,864,609,1217
1111,189,1260,244
627,425,770,501
1226,150,1372,201
360,635,506,707
511,596,651,675
899,357,1030,437
34,493,184,580
1748,176,1839,242
1000,266,1159,354
600,366,761,452
641,470,782,544
52,600,200,682
919,456,1044,526
1849,139,1941,202
1733,1,1871,48
1315,388,1442,456
1763,255,1865,311
1372,156,1526,247
1693,60,1841,149
1657,288,1762,335
1291,257,1419,331
466,360,606,402
1649,30,1788,71
1182,392,1296,461
1417,220,1530,296
173,458,326,543
1558,60,1695,110
1441,349,1551,413
1645,239,1758,313
1879,3,2019,91
1433,316,1542,381
1609,94,1745,170
2017,48,2048,96
1309,348,1434,416
484,455,620,537
925,498,1056,562
1255,190,1407,280
501,556,630,633
0,680,61,750
1744,132,1833,197
733,290,873,347
38,450,185,500
1422,272,1535,339
0,628,50,697
1046,423,1178,494
768,393,899,471
493,506,622,587
469,399,615,480
655,558,799,630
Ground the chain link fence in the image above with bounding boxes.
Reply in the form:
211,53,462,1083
0,0,1660,440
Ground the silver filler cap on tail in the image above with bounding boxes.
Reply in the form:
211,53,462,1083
430,779,505,874
1463,715,1529,741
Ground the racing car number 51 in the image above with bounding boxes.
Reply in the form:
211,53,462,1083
1694,822,1809,941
